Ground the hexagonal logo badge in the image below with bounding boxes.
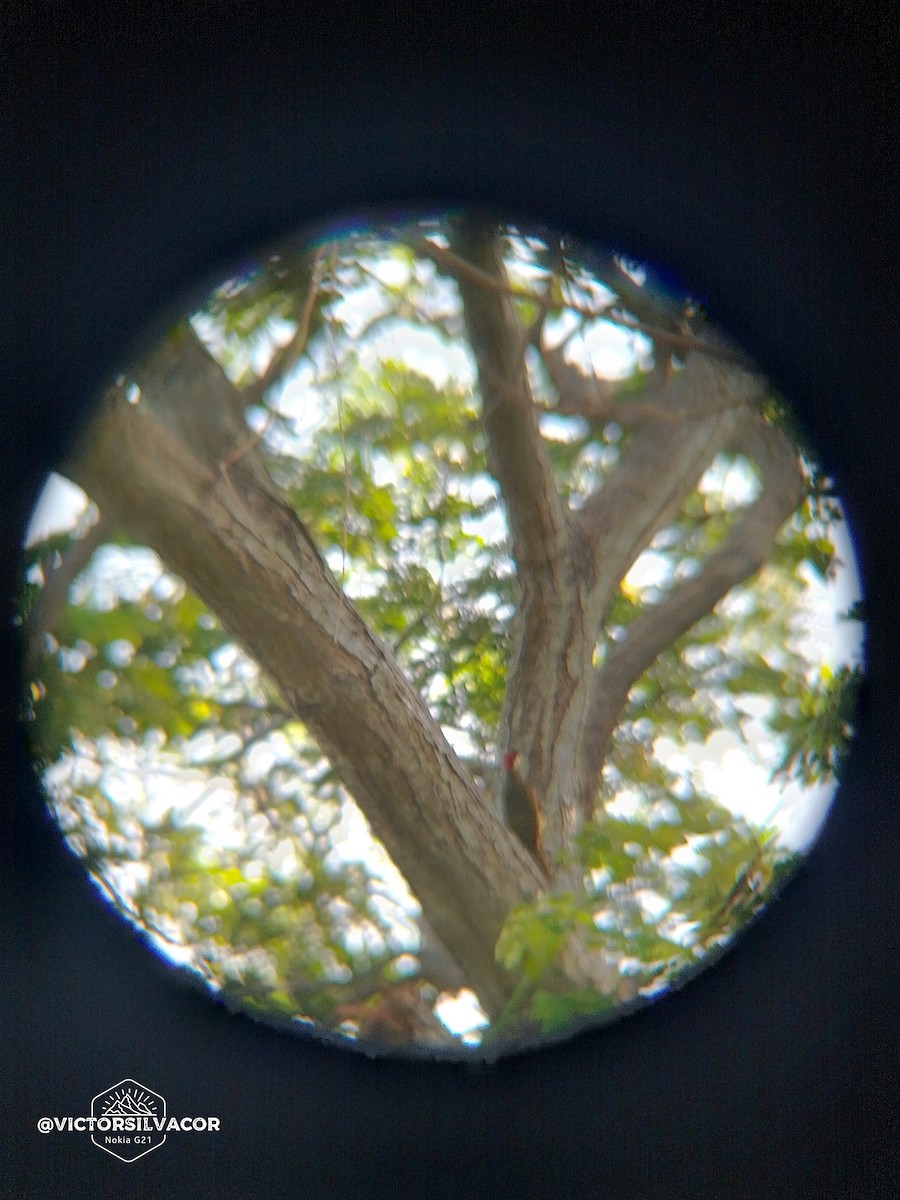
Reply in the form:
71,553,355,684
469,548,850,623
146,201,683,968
91,1078,166,1162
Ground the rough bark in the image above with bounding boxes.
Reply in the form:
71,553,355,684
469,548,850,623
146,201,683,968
66,328,544,1017
441,217,799,847
59,226,806,1017
580,411,806,798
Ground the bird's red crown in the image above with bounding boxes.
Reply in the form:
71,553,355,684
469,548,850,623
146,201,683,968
502,750,519,771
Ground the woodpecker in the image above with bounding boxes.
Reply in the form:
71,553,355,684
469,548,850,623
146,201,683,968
501,751,550,876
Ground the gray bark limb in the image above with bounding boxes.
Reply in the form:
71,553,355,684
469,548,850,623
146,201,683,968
66,326,550,1018
580,410,807,809
434,223,800,864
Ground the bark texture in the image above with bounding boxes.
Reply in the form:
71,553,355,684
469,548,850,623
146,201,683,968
68,330,541,1017
445,215,803,848
62,225,805,1016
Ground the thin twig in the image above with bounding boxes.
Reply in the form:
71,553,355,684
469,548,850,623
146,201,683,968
324,242,350,642
413,236,749,366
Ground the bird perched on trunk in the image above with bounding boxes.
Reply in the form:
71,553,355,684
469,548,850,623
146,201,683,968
501,751,550,876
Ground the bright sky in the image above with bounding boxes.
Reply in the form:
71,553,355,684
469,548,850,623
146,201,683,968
23,245,864,1040
26,455,860,888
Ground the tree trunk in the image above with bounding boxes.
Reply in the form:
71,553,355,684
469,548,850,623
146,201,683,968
64,227,805,1019
67,328,549,1017
445,216,798,852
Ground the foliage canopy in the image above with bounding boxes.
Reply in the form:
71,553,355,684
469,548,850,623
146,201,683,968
20,215,861,1051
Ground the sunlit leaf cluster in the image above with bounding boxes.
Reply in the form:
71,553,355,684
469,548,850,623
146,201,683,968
19,220,862,1044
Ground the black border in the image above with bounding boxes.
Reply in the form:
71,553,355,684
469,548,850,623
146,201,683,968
3,10,898,1197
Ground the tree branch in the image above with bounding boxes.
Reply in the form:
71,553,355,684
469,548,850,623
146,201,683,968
445,215,569,576
23,512,113,676
445,216,590,802
573,352,768,622
416,236,748,364
578,410,806,810
532,331,680,428
585,255,688,333
65,326,552,1017
433,221,634,881
242,249,322,407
